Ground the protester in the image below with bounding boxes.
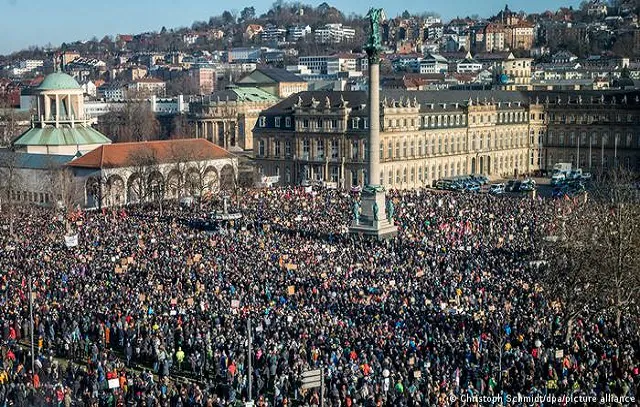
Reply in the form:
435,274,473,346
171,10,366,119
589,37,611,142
0,187,638,406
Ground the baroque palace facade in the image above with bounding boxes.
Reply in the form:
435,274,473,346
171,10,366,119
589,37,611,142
252,90,640,189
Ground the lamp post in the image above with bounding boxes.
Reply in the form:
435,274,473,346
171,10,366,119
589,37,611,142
29,276,35,375
247,317,252,403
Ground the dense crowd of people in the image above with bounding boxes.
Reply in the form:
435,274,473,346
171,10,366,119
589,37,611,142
0,186,639,406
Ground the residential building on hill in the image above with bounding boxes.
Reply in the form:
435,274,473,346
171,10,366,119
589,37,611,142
189,67,216,95
128,77,167,98
236,67,307,98
314,24,356,44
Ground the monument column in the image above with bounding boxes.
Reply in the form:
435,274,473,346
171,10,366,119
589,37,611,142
349,8,397,239
368,60,381,186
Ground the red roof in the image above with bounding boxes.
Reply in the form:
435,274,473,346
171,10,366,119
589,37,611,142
246,24,263,32
68,139,233,169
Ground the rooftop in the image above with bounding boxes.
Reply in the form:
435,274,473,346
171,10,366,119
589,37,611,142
260,89,640,116
67,138,234,169
238,67,305,85
0,150,75,169
36,72,81,91
12,125,112,147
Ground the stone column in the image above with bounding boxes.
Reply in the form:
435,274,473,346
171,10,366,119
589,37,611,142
348,7,397,239
55,94,60,127
44,96,50,121
367,62,381,186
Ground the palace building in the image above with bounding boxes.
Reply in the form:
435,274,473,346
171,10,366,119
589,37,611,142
542,91,640,172
252,89,640,189
189,86,280,152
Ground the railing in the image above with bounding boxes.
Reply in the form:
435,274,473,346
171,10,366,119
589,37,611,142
32,114,87,123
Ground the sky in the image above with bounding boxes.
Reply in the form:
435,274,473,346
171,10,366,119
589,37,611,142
1,0,582,55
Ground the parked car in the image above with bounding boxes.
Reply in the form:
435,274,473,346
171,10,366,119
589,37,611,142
489,183,505,195
471,174,489,185
465,184,481,192
520,179,536,191
551,173,566,186
506,180,521,192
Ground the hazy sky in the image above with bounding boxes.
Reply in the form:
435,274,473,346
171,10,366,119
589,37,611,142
1,0,581,55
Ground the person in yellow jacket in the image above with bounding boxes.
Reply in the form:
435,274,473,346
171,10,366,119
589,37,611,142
175,347,185,371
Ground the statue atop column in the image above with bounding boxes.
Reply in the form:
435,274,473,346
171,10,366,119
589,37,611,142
365,8,384,63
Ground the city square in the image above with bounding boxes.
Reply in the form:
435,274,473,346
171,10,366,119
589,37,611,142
1,1,640,406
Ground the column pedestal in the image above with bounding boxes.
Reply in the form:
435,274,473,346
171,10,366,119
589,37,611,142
349,187,398,239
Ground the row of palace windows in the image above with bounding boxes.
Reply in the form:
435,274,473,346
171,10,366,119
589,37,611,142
381,133,532,160
6,190,53,205
548,154,640,170
378,154,528,185
547,132,638,148
355,110,529,130
261,111,535,131
258,139,360,160
549,113,638,124
260,116,372,130
262,150,536,185
257,132,534,161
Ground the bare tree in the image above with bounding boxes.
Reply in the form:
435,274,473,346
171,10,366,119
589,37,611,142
166,75,200,97
542,169,640,336
0,99,30,147
540,234,600,343
482,311,512,391
97,99,160,143
169,143,219,209
127,148,165,215
170,114,196,139
587,169,640,328
47,163,83,234
0,150,22,236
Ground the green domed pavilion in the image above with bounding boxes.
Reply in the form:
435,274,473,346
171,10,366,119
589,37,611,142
12,72,111,155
